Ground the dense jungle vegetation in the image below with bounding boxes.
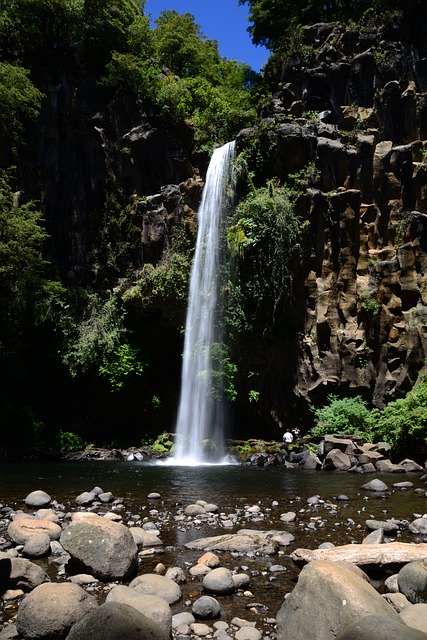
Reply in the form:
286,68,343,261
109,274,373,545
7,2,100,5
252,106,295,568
1,0,426,457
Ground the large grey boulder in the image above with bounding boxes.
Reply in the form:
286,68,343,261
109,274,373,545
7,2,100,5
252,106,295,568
66,602,169,640
8,519,62,545
16,582,97,639
4,556,50,592
60,515,138,580
276,560,401,640
336,615,427,639
106,585,172,634
398,560,427,604
129,574,181,604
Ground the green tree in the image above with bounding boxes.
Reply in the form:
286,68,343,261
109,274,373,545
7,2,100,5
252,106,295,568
153,10,220,79
0,169,57,352
374,379,427,452
0,62,43,150
239,0,423,51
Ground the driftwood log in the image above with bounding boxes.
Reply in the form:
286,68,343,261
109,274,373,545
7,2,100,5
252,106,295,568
291,542,427,567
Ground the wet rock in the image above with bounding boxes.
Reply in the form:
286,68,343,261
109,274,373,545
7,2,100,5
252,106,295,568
172,612,195,628
189,564,211,577
129,527,163,548
235,628,262,640
16,582,97,640
192,595,221,619
24,491,51,508
66,602,169,640
202,568,235,594
398,559,427,603
197,552,220,568
399,459,423,473
130,573,181,604
75,491,96,506
184,504,206,516
393,481,414,489
336,615,427,640
365,519,399,532
8,518,62,545
185,530,281,555
60,514,138,581
106,585,172,634
280,512,296,523
22,533,51,558
409,516,427,535
361,479,389,492
362,528,384,544
148,493,161,499
99,492,114,503
232,573,251,588
5,556,50,591
276,560,401,640
190,622,212,636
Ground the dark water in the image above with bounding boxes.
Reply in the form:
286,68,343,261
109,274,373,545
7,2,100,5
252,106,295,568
1,462,426,629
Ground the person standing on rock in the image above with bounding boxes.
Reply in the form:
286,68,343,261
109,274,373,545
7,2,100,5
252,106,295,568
283,429,293,451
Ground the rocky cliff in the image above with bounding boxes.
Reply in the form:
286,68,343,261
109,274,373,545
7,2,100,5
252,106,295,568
12,13,427,438
234,15,427,430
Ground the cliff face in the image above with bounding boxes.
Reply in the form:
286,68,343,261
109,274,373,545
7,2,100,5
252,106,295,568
233,15,427,429
13,14,427,437
17,68,200,286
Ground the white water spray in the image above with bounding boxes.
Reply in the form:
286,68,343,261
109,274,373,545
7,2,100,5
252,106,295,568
172,141,236,465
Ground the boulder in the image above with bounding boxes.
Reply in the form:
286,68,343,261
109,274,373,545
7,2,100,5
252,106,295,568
276,560,401,640
7,519,62,545
361,478,389,492
60,515,138,580
336,615,427,639
24,491,51,508
106,585,172,634
6,557,50,591
398,560,427,603
192,595,221,619
66,602,169,640
202,568,235,594
16,582,97,640
129,574,181,604
22,533,51,558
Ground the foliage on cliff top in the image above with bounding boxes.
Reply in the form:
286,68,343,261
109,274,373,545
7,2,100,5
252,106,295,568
239,0,426,50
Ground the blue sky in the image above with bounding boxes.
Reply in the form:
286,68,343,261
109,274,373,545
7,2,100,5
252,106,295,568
144,0,269,72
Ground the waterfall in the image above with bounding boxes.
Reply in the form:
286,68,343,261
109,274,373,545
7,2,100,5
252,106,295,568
173,141,236,465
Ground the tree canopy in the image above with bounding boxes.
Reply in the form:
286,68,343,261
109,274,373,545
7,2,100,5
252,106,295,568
239,0,427,50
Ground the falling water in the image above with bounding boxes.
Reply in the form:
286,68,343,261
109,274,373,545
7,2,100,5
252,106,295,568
173,141,236,465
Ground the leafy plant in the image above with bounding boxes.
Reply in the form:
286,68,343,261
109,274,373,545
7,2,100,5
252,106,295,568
99,343,145,392
226,181,301,332
310,395,378,440
57,430,87,452
374,378,427,451
360,290,381,316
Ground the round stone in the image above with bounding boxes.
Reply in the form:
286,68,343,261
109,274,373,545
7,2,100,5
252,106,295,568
24,491,51,508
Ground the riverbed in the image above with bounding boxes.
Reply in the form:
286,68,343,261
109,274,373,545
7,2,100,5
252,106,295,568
1,462,427,631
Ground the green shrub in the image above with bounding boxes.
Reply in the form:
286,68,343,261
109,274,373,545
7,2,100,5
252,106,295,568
310,395,378,440
374,379,427,451
57,430,87,452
